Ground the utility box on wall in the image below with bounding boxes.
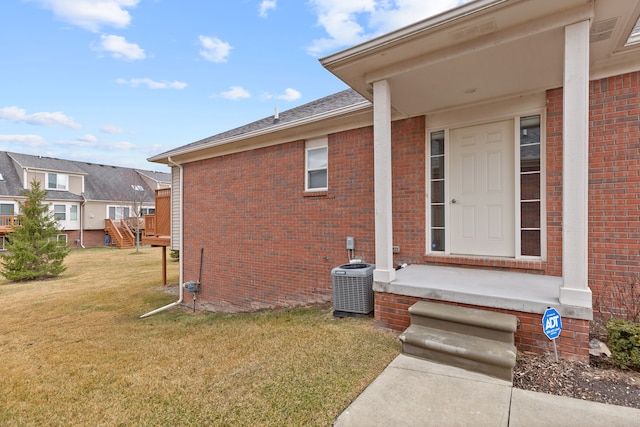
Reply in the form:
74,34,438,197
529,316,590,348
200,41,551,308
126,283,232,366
331,263,375,317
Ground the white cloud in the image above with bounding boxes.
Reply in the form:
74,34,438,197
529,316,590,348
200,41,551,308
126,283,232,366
99,34,145,60
0,106,81,129
199,35,232,63
77,134,98,143
263,88,302,101
220,86,251,100
31,0,139,32
307,0,469,55
59,135,135,150
100,124,125,134
116,78,187,90
259,0,277,18
0,134,47,147
276,88,302,101
107,141,135,150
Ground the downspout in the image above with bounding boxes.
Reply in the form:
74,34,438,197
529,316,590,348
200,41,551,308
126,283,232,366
79,193,86,248
140,156,184,318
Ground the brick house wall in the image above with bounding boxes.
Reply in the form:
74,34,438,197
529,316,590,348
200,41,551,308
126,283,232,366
181,126,380,312
180,71,637,361
588,71,640,321
83,229,108,248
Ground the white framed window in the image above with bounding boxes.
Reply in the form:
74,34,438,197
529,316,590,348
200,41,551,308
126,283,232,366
519,115,543,258
108,206,130,221
46,173,68,191
49,203,80,230
53,204,66,221
305,138,328,191
56,234,68,244
140,207,155,216
0,203,15,216
131,184,144,191
428,131,446,252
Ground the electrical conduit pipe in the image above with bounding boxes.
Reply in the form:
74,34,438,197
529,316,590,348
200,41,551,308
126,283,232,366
140,156,184,318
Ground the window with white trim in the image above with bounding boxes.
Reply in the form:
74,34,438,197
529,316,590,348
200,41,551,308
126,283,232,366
47,173,68,191
56,234,68,244
70,205,78,221
519,115,542,257
108,206,130,221
429,131,446,252
53,204,66,221
305,138,328,191
0,203,15,216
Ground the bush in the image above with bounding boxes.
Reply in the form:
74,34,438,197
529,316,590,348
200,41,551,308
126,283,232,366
607,319,640,370
170,249,179,261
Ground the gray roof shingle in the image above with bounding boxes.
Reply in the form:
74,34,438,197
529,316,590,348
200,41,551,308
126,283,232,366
0,151,170,203
0,152,27,198
154,89,369,158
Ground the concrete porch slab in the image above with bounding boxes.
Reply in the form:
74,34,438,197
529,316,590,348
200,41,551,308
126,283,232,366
374,264,592,319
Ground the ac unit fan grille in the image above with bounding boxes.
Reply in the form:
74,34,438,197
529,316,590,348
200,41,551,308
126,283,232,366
332,263,374,314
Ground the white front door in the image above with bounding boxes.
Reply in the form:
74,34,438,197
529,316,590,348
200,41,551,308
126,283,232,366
449,120,515,257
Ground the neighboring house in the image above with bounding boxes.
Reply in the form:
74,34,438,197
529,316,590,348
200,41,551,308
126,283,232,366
0,151,170,249
149,0,640,362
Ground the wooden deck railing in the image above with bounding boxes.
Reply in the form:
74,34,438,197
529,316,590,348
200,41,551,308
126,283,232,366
0,215,19,233
142,188,170,239
105,219,135,248
144,214,157,236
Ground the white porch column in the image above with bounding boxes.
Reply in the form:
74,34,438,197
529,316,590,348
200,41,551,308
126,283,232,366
372,79,395,283
560,20,592,309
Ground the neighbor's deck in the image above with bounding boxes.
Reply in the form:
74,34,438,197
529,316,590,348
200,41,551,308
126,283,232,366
0,215,18,234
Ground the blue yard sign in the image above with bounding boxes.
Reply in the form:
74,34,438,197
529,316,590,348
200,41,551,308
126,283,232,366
542,307,562,340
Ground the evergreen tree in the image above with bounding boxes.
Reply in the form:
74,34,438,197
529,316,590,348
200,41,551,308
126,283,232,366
1,179,70,281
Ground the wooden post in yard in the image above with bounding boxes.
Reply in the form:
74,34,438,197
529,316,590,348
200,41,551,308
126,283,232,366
162,246,167,286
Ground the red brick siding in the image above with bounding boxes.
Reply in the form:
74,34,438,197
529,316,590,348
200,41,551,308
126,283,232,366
83,229,107,247
546,87,564,277
589,71,640,321
392,116,426,265
59,230,80,247
181,129,376,311
181,117,426,311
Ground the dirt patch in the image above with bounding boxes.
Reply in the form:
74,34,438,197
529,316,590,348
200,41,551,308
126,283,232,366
513,320,640,410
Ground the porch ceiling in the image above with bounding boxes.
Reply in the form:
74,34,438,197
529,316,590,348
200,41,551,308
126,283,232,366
321,0,640,117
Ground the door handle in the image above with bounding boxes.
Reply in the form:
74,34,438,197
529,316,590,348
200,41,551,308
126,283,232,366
451,199,458,204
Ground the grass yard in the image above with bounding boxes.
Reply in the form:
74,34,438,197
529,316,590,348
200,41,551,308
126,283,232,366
0,247,400,426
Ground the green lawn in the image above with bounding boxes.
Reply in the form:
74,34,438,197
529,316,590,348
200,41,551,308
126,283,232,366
0,247,400,426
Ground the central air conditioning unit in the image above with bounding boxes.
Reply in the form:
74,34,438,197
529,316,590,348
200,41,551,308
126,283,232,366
331,263,375,317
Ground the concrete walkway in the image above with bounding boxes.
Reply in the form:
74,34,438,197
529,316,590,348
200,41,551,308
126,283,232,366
334,354,640,427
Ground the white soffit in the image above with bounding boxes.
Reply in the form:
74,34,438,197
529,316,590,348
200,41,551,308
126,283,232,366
321,0,640,117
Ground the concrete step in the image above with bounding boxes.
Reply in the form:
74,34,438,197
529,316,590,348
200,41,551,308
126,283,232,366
408,301,518,344
400,324,517,382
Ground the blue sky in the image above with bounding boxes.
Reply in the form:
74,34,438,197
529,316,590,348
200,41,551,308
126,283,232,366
0,0,467,172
